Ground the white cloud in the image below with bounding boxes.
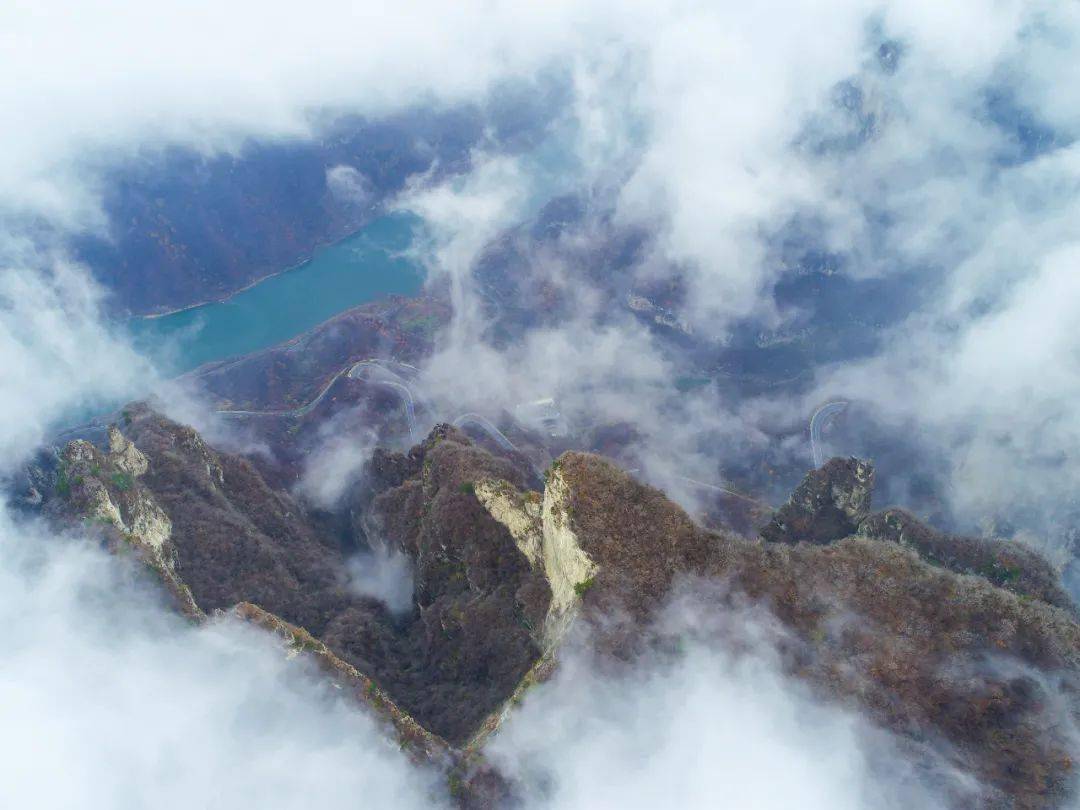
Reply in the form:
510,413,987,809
345,549,414,616
0,260,152,460
0,514,443,810
0,207,437,810
326,165,374,207
4,0,1080,806
488,590,963,809
400,153,534,349
612,0,872,330
797,4,1080,532
0,0,600,230
296,412,378,508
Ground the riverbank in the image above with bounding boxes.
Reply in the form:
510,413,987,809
127,212,426,375
135,209,388,321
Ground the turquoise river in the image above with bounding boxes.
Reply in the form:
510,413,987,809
127,212,424,375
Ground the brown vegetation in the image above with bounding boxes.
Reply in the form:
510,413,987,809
49,415,1080,808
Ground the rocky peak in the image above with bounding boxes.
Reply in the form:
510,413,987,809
107,425,149,477
474,462,598,649
59,432,168,553
470,452,1080,806
41,413,1080,807
51,425,199,620
760,456,874,545
54,412,551,749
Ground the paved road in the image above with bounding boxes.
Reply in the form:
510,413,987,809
213,361,774,505
214,357,530,470
213,358,530,456
451,412,554,478
350,362,419,443
669,474,772,509
52,358,778,516
217,367,352,419
208,357,779,507
216,358,422,443
810,400,848,467
451,413,518,453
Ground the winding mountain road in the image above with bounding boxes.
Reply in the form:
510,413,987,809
669,474,772,509
62,354,804,513
450,413,518,453
348,361,420,443
810,400,848,467
211,358,781,506
215,358,421,443
216,366,352,419
212,360,537,473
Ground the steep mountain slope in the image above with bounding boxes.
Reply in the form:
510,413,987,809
477,453,1080,807
47,407,547,748
40,412,1080,808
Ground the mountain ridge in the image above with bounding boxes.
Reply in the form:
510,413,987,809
35,407,1080,808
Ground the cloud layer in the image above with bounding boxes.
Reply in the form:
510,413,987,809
4,0,1080,807
385,0,1080,540
489,589,963,809
0,514,443,810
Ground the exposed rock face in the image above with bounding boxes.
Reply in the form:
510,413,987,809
358,425,551,743
473,479,542,568
107,425,149,477
760,456,874,545
115,410,349,631
538,464,598,636
47,415,1080,808
485,452,1080,809
475,464,597,647
51,432,200,619
55,410,549,749
551,453,718,629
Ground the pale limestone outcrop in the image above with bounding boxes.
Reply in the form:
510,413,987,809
61,429,198,618
125,491,173,555
65,439,97,465
476,465,597,647
82,478,124,527
63,431,174,564
540,466,597,641
176,425,225,486
474,479,542,568
107,426,149,477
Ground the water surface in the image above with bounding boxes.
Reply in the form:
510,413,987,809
128,212,424,375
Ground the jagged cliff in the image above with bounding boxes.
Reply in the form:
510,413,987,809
47,407,549,752
469,454,1080,807
50,425,203,620
43,412,1080,809
473,466,597,649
